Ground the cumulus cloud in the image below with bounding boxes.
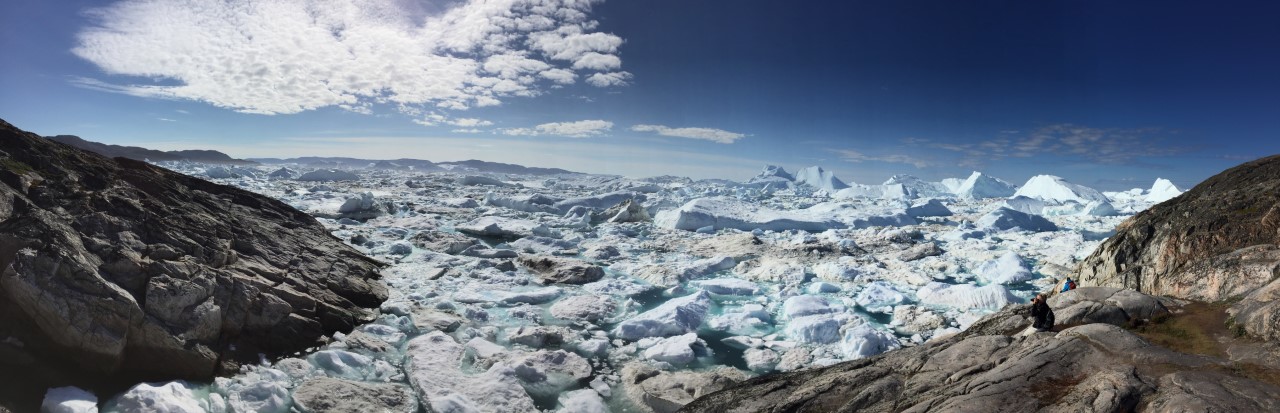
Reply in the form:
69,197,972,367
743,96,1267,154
501,120,613,138
71,0,627,115
631,124,746,144
832,149,934,168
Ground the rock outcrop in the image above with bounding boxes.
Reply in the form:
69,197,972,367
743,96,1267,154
1076,154,1280,340
682,292,1280,412
0,120,386,403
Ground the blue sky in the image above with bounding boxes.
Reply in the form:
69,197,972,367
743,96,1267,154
2,0,1278,190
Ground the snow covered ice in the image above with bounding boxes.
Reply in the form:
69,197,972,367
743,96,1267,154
90,161,1183,412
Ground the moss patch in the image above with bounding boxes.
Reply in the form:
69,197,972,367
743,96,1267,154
1130,301,1229,358
0,158,34,175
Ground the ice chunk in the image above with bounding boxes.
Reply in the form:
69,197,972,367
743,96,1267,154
454,286,562,306
612,291,711,341
502,350,593,399
954,171,1017,199
855,282,908,311
557,389,608,413
783,313,855,344
839,323,901,359
905,199,952,217
975,251,1034,285
782,295,842,319
297,169,360,181
1012,175,1107,204
113,382,204,413
1146,178,1183,203
456,216,555,238
743,348,780,372
696,278,761,296
813,257,863,282
42,386,98,413
404,331,537,413
550,295,616,322
642,333,711,366
309,349,374,379
974,207,1058,232
654,197,846,232
793,166,849,192
916,282,1020,311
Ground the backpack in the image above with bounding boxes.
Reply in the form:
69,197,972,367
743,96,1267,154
1045,308,1055,329
1068,280,1077,290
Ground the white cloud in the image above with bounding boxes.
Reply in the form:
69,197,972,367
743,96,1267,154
631,124,746,144
501,120,613,138
539,68,577,84
572,52,622,70
71,0,626,115
157,118,176,122
585,71,632,87
452,128,484,134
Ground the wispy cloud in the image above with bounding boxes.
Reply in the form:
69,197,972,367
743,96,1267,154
157,118,176,122
500,120,614,138
412,113,494,128
630,124,746,144
925,124,1187,168
831,149,934,168
71,0,627,115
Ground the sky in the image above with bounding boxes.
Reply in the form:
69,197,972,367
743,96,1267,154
2,0,1278,191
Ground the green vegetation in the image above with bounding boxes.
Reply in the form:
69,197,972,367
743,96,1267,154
0,158,34,175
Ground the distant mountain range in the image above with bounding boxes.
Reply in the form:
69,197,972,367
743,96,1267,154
46,135,255,164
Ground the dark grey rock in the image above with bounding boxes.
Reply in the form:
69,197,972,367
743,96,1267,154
0,119,385,401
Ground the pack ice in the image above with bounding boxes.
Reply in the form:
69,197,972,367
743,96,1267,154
85,160,1181,413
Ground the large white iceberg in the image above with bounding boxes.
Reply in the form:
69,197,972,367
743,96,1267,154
954,171,1017,199
1146,178,1183,203
1012,175,1107,204
793,166,849,192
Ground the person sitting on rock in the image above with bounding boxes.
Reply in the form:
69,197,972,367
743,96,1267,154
1029,293,1054,333
1061,277,1076,293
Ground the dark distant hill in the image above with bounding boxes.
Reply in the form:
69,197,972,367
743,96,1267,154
46,135,255,164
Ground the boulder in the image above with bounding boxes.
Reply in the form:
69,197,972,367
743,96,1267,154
0,120,385,402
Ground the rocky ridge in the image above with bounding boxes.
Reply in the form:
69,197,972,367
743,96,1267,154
681,288,1280,412
0,119,387,406
1077,154,1280,340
